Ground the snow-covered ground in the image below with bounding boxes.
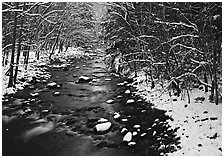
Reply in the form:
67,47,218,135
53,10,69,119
132,71,222,156
2,47,88,97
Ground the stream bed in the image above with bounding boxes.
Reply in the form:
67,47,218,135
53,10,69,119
2,46,180,156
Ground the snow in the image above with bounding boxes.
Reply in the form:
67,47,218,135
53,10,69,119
133,73,222,156
113,112,121,119
117,95,123,99
127,99,135,104
98,118,108,123
128,142,136,146
47,82,57,87
95,122,112,132
79,76,90,81
132,131,138,136
121,119,128,122
140,133,146,137
125,89,131,94
105,78,111,81
53,91,60,96
106,99,115,104
2,47,90,97
30,92,39,97
123,132,132,142
133,125,140,128
121,128,128,134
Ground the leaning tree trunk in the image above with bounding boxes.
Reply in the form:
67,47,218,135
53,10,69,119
14,2,25,84
8,2,18,88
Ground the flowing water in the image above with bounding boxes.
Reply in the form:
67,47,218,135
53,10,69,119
2,45,180,156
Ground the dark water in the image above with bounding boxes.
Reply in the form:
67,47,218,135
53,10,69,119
2,46,181,156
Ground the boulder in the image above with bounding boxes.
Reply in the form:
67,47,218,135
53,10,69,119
98,118,108,123
128,142,136,146
30,92,39,97
113,112,120,119
121,128,128,134
53,91,60,96
127,99,135,104
47,82,57,88
106,99,115,104
123,132,132,142
95,122,112,133
125,90,131,94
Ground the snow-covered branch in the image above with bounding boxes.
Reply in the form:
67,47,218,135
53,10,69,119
176,72,212,88
154,20,197,31
168,43,204,55
168,34,199,43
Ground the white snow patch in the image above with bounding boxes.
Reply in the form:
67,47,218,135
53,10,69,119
95,122,112,132
98,118,108,123
113,112,121,119
106,99,115,104
125,89,131,94
127,99,135,104
121,128,128,134
123,132,132,142
133,125,141,128
128,142,136,146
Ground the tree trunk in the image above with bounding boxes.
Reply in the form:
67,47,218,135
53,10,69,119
210,14,218,105
204,72,208,92
49,24,63,60
14,2,25,84
25,47,30,70
8,2,18,88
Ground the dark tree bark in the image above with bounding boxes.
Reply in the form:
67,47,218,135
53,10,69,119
8,2,18,88
49,24,63,60
204,73,208,92
14,2,25,84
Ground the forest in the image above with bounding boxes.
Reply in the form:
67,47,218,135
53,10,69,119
2,2,222,156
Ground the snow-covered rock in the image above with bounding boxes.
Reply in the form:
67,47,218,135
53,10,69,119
24,108,32,114
134,125,141,128
123,132,132,142
92,79,98,82
117,82,125,86
42,110,49,113
132,131,138,136
122,119,128,122
95,122,112,132
125,90,131,94
153,131,156,136
113,112,121,119
121,128,128,134
128,142,136,146
105,78,111,81
98,118,108,123
106,99,115,104
141,133,146,137
53,91,60,96
127,99,135,104
117,95,123,99
30,92,39,97
47,82,57,88
42,80,48,83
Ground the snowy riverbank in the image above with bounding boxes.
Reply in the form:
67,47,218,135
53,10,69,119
132,73,222,156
